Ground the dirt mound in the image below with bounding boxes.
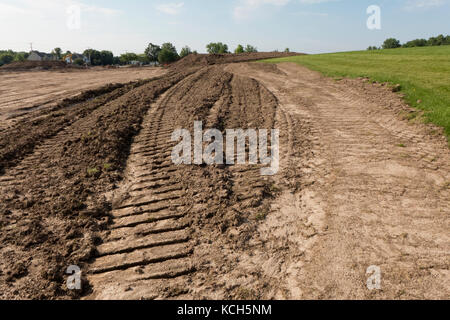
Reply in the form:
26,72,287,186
170,52,301,70
0,60,78,71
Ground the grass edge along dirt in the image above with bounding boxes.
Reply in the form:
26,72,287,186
261,46,450,144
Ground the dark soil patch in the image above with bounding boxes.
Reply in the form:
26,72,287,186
0,61,81,71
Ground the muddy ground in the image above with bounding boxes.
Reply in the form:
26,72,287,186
0,54,448,300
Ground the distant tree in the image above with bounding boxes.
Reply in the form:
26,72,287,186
382,38,401,49
100,50,114,65
145,43,161,62
158,43,179,64
235,44,244,54
206,42,229,54
73,58,84,66
112,56,121,65
138,54,150,64
0,53,14,66
399,34,450,48
193,50,198,55
52,47,62,60
367,46,378,50
245,44,258,53
82,49,114,65
445,35,450,45
428,34,447,46
179,46,192,58
403,39,427,48
83,49,101,65
284,48,290,53
14,52,29,61
120,52,139,64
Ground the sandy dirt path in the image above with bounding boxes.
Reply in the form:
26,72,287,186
226,62,450,299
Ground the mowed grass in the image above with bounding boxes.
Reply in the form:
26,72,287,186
263,46,450,141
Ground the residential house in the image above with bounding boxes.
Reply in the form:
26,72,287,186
27,51,56,61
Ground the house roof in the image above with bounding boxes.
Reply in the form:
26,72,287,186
30,51,53,58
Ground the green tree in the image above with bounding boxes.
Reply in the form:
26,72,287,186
179,46,192,58
14,52,29,61
245,44,258,53
100,50,114,65
0,53,14,66
206,42,229,54
52,47,62,60
83,49,101,65
158,43,179,64
145,43,161,62
235,44,244,54
445,35,450,45
112,56,121,65
73,58,84,66
382,38,401,49
403,39,427,48
120,52,139,65
284,48,290,53
138,54,150,64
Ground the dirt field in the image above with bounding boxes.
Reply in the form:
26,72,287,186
0,67,166,130
0,54,448,300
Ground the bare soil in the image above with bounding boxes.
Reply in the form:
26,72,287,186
0,61,72,71
0,57,448,300
0,67,166,130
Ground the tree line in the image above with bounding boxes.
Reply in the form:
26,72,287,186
368,34,450,50
0,42,288,67
0,50,29,66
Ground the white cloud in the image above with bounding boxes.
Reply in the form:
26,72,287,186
405,0,446,9
156,2,184,15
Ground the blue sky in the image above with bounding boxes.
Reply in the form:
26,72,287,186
0,0,449,55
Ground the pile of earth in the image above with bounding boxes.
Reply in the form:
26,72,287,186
0,61,83,71
170,52,302,70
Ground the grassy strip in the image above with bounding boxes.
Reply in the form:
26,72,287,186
262,46,450,141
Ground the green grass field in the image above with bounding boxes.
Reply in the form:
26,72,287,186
263,46,450,141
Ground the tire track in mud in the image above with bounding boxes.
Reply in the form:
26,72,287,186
227,62,450,299
86,86,196,300
87,66,280,299
0,80,151,173
0,70,196,299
